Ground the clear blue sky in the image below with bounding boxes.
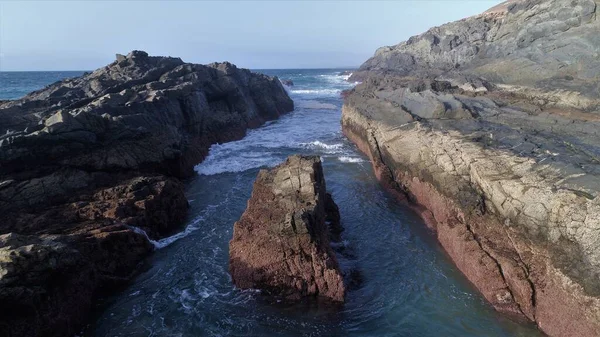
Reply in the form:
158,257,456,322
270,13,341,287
0,1,501,71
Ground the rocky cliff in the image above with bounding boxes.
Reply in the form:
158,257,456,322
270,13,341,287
229,155,345,302
342,1,600,336
0,51,293,337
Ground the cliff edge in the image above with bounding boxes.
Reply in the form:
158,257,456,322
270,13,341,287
343,1,600,336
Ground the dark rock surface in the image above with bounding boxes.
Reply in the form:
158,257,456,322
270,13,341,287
343,1,600,336
229,155,345,302
281,79,294,86
352,0,600,103
0,50,293,337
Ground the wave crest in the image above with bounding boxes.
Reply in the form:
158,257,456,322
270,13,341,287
338,156,365,163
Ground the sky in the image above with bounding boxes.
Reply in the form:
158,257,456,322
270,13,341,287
0,0,501,71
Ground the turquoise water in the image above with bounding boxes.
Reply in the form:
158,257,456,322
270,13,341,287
1,70,542,337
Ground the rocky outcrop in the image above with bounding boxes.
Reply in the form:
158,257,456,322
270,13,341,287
352,0,599,98
229,155,345,302
281,79,294,87
343,1,600,336
0,50,293,337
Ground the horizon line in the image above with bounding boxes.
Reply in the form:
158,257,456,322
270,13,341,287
0,66,360,72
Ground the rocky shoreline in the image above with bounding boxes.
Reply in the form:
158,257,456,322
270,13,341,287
0,51,293,337
342,0,600,336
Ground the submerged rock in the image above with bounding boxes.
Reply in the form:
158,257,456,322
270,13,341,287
281,79,294,86
343,0,600,336
229,155,345,302
0,50,293,337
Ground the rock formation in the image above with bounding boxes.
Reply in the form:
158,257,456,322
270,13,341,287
229,155,345,302
342,1,600,336
281,79,294,86
0,50,293,337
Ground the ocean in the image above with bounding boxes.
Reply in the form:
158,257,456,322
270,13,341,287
0,71,86,100
0,70,541,337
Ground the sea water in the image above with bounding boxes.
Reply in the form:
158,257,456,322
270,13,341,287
0,70,541,337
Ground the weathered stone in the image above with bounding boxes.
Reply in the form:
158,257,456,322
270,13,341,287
229,155,345,302
343,1,600,336
0,51,294,337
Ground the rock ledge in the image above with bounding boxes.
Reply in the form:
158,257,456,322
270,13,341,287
343,0,600,336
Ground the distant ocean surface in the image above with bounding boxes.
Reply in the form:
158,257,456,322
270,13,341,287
1,69,541,337
0,71,86,100
0,69,344,100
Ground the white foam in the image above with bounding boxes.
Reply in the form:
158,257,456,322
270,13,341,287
152,222,201,249
317,72,357,86
194,89,356,175
338,156,365,163
129,226,161,247
196,153,279,176
132,182,241,249
290,88,341,96
128,223,201,250
300,141,344,153
305,141,343,150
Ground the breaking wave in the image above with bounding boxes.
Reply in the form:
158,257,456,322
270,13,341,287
338,156,365,163
289,88,341,96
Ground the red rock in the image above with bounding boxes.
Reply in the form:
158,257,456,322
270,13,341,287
342,103,600,336
229,155,345,302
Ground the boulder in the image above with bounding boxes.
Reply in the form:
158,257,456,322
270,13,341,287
229,155,345,302
281,79,294,86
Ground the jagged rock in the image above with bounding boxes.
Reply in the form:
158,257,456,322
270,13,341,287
0,226,153,337
229,155,345,302
352,0,600,103
281,79,294,86
343,1,600,336
0,51,293,337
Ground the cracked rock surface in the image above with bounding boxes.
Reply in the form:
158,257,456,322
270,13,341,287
0,50,293,337
343,0,600,336
229,155,345,302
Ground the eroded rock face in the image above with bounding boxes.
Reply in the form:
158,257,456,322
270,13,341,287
352,0,600,102
0,51,293,337
229,155,345,302
343,1,600,336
